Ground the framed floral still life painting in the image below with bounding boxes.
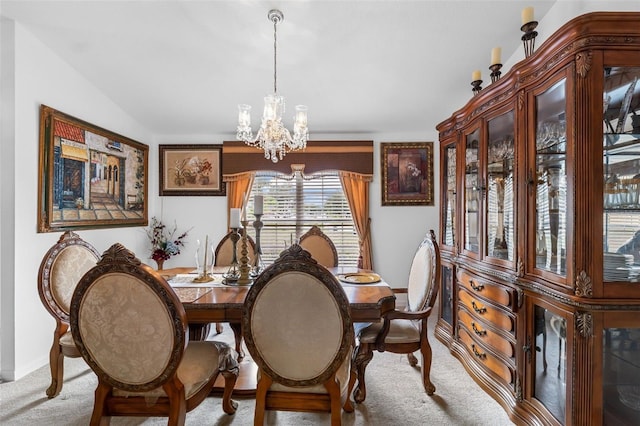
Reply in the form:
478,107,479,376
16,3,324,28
37,105,149,233
159,144,225,196
381,142,434,206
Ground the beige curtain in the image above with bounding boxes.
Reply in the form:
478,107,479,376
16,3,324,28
223,172,255,229
339,171,373,270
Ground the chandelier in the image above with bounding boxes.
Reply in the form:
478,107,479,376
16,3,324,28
236,9,308,163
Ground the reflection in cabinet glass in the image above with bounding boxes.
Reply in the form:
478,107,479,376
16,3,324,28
603,327,640,424
535,79,567,275
441,265,453,325
603,66,640,283
465,129,480,253
534,305,567,425
444,145,456,247
487,111,515,261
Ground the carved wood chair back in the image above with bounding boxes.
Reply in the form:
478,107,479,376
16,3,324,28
243,244,354,425
299,225,339,268
37,231,100,398
70,243,238,423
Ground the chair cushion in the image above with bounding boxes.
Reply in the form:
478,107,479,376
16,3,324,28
114,341,222,399
51,245,98,315
358,319,421,344
407,243,433,312
262,346,353,396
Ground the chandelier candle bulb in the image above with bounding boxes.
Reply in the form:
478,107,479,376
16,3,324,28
238,105,251,127
230,208,241,229
254,195,264,215
472,70,481,82
522,6,534,25
491,47,502,66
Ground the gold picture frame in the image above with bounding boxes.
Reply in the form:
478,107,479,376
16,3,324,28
381,142,434,206
159,144,225,196
38,105,149,233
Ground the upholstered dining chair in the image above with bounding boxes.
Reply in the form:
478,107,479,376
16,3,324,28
37,231,100,398
214,229,258,268
298,225,339,268
70,243,238,425
348,229,441,403
243,244,355,425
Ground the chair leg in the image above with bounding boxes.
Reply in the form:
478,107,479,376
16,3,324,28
90,381,111,426
215,323,224,334
343,368,356,413
221,368,239,415
163,378,187,426
352,342,374,403
324,377,342,426
229,322,244,361
46,340,64,398
420,337,436,395
407,352,418,367
254,373,272,426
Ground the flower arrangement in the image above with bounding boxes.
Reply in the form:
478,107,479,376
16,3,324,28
145,217,190,265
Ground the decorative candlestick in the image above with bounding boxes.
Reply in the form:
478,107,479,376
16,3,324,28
251,213,264,277
193,235,214,282
471,79,483,96
521,21,538,58
237,220,253,285
223,228,241,283
489,64,502,83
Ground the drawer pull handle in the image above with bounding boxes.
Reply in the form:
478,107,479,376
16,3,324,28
470,280,484,291
472,301,487,314
472,344,487,359
472,322,487,336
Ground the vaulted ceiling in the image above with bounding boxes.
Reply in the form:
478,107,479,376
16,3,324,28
2,1,563,137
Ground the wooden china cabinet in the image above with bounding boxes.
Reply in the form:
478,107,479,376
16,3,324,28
435,12,640,425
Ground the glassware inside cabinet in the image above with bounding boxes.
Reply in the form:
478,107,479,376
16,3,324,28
440,265,453,325
535,79,567,276
603,66,640,283
465,129,480,253
603,326,640,425
444,144,456,247
487,111,515,261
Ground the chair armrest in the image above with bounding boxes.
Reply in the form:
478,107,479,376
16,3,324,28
374,307,433,351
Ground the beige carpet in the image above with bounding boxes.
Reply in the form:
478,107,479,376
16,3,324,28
0,317,515,425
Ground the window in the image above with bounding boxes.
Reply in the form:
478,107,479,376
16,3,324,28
246,170,359,267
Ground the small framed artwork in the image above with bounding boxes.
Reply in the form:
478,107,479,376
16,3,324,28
38,105,149,233
159,144,225,196
381,142,434,206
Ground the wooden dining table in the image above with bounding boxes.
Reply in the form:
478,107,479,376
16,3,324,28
160,265,396,395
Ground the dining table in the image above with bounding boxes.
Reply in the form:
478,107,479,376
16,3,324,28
159,265,396,395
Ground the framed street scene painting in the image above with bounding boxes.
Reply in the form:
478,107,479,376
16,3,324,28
381,142,434,206
38,105,149,232
159,144,225,196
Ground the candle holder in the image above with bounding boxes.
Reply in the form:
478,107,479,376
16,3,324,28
193,235,213,283
471,79,483,97
489,64,502,83
521,21,538,58
251,213,264,277
236,220,253,285
223,228,241,283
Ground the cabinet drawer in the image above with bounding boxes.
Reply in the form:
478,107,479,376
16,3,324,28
458,270,513,307
459,327,514,386
458,289,515,333
458,310,515,358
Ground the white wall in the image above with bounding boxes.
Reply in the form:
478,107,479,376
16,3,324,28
0,21,154,380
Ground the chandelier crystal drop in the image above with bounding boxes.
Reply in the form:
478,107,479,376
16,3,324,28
236,9,308,163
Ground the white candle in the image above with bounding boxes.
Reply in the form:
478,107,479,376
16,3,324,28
522,7,534,25
472,70,481,82
491,47,502,65
254,195,263,215
230,208,241,228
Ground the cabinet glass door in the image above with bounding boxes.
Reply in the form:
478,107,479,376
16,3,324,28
440,264,454,325
487,111,515,261
465,129,480,253
444,143,457,247
602,66,640,284
535,79,567,276
533,304,567,424
603,325,640,424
